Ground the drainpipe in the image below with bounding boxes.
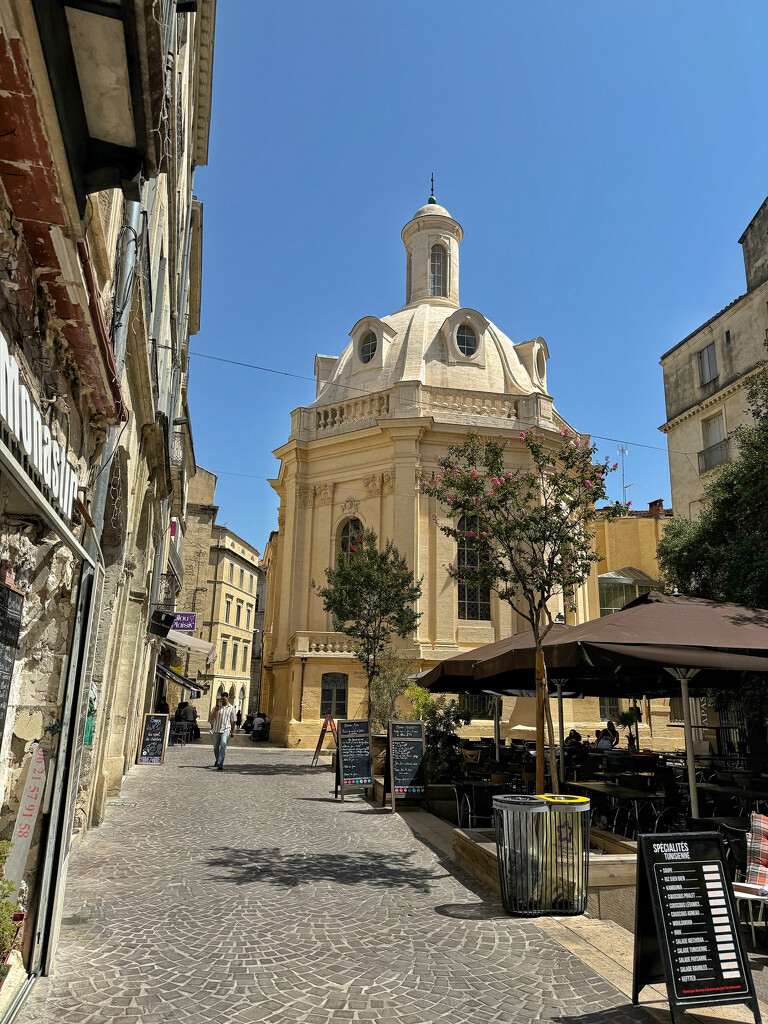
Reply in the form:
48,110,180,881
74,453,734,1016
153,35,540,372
299,656,308,721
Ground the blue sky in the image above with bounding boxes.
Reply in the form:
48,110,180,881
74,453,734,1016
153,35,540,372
188,1,768,553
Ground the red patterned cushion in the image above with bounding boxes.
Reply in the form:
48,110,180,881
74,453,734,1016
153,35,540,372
751,812,768,842
746,833,768,886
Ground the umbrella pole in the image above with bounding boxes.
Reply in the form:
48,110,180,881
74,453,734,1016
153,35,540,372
557,683,565,785
669,668,700,819
494,697,501,761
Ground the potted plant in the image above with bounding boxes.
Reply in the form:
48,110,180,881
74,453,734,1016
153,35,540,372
0,842,22,988
617,706,642,753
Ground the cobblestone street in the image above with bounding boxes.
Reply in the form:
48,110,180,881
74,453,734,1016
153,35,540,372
21,745,651,1024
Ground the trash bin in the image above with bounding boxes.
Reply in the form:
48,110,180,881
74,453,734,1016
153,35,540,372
493,795,548,915
493,793,590,917
537,794,590,916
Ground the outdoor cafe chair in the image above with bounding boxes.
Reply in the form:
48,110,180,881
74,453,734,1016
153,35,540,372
609,804,638,840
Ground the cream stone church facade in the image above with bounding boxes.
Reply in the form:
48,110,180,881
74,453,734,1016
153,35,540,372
262,197,671,749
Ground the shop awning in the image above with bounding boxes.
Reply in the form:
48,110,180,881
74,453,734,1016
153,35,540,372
161,628,217,666
155,663,202,699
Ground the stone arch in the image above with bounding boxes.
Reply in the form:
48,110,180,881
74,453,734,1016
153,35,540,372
337,516,363,557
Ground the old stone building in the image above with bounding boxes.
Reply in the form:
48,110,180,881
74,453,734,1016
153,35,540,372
0,0,215,999
660,196,768,519
176,469,262,724
263,196,603,749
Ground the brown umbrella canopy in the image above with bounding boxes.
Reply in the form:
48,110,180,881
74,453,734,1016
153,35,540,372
420,592,768,697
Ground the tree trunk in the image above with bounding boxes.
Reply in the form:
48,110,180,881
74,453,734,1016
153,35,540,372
544,691,559,794
535,648,546,794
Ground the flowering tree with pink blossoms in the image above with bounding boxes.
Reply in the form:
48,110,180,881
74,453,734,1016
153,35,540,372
424,430,626,793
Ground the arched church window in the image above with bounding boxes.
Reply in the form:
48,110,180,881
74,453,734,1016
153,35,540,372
340,518,363,556
430,244,446,297
360,332,377,364
457,324,477,356
457,516,491,621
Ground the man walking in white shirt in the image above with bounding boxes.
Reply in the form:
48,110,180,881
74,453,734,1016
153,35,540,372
209,695,237,771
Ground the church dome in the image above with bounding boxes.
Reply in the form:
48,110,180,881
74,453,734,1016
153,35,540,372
312,197,549,407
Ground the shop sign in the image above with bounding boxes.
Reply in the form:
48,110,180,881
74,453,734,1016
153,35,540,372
172,612,197,631
0,329,82,522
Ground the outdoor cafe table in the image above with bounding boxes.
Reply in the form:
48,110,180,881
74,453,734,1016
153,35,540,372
568,780,667,829
453,779,517,829
693,781,768,814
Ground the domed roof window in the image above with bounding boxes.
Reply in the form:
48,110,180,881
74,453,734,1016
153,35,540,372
457,324,477,356
430,244,446,297
360,331,377,364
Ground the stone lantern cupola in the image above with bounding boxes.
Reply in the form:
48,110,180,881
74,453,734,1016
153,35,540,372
401,196,463,309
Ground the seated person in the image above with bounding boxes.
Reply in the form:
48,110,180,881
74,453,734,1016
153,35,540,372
591,729,602,748
243,714,255,734
252,712,267,740
597,730,614,751
564,729,582,748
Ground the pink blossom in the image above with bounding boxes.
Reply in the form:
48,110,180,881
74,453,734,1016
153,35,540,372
470,469,478,478
481,531,487,538
492,477,501,486
467,530,476,538
473,496,481,507
350,545,357,552
612,462,619,471
447,496,454,505
584,481,593,488
627,500,632,507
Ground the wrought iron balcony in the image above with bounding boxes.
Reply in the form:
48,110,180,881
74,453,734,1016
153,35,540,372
698,438,730,475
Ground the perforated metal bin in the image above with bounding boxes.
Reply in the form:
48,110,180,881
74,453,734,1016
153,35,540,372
493,793,590,916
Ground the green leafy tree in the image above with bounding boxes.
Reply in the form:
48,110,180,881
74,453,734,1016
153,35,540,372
658,356,768,769
658,359,768,609
370,648,418,733
314,529,422,719
424,430,624,792
404,682,471,783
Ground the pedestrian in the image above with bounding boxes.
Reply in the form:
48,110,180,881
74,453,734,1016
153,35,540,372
236,709,242,731
252,711,266,741
209,695,237,771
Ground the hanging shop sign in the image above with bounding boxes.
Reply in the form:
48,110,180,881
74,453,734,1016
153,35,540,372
335,719,372,800
633,832,760,1023
0,329,83,523
172,612,197,631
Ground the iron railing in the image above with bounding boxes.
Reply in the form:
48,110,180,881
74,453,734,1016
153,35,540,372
698,438,730,474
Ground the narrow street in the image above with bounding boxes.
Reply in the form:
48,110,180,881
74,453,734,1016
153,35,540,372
20,744,648,1024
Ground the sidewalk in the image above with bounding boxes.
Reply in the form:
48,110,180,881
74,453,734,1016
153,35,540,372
14,747,728,1023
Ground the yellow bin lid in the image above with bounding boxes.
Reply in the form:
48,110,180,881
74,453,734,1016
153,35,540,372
535,793,590,805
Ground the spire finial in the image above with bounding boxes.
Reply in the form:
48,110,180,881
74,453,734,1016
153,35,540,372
428,172,437,204
430,172,434,197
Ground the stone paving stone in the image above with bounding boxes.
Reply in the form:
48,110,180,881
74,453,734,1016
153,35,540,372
18,746,652,1023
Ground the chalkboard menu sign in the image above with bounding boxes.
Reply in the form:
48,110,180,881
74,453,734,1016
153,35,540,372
137,713,168,765
335,719,372,800
633,832,760,1024
0,584,22,746
382,721,426,811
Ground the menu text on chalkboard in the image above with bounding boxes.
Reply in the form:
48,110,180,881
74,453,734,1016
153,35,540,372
633,832,761,1024
137,713,168,765
0,585,23,747
382,720,426,812
335,719,372,800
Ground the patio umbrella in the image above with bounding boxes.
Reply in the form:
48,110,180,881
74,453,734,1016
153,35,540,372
421,592,768,816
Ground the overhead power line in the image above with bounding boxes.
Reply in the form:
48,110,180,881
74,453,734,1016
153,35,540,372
188,349,693,458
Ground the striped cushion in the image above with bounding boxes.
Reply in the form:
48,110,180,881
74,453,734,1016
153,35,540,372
746,833,768,886
751,812,768,842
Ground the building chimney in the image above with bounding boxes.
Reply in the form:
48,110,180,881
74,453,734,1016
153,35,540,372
648,498,664,517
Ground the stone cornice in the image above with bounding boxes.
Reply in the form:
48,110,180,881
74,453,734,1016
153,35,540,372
659,368,759,433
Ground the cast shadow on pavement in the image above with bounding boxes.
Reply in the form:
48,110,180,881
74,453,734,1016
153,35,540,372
179,761,324,776
205,846,448,892
551,1008,666,1023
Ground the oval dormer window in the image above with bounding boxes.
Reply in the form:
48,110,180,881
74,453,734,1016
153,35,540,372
360,331,377,363
457,324,477,356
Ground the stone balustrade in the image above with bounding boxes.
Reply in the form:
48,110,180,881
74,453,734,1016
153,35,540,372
290,631,357,657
